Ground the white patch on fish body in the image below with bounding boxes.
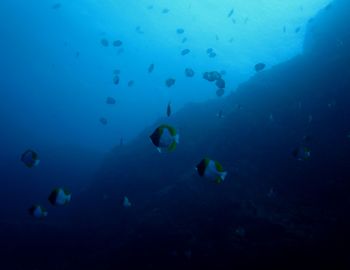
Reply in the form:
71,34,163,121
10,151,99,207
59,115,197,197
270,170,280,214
56,189,71,205
123,196,131,208
159,128,173,148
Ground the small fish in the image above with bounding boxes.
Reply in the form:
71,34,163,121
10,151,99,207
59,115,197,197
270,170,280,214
106,97,116,105
150,125,179,153
209,52,217,58
185,68,195,77
135,26,144,34
165,78,176,88
196,158,227,184
283,26,286,33
181,49,190,56
21,150,40,168
215,78,225,89
255,63,266,72
28,205,48,219
235,227,246,237
148,63,154,73
100,38,109,47
113,40,123,47
267,188,276,198
52,3,61,10
122,196,132,208
295,27,301,33
128,80,134,87
113,75,120,85
99,117,108,125
292,146,311,161
216,110,224,118
162,8,170,14
48,188,71,206
228,9,234,18
181,37,187,43
167,102,171,117
203,71,221,82
206,48,214,54
176,28,184,34
269,113,274,122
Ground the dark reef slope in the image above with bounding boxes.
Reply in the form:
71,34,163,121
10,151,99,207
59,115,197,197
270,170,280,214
2,1,350,269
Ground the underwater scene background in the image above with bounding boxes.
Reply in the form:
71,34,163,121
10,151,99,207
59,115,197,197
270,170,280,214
1,0,350,269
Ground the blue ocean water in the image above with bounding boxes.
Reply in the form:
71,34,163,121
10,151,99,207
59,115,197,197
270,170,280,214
1,0,350,269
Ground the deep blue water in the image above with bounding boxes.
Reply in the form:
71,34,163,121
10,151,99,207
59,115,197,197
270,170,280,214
1,0,350,269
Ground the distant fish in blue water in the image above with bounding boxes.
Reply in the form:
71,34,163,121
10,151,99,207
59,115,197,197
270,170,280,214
122,196,132,208
228,8,234,18
181,37,187,43
216,110,224,118
206,48,214,54
295,27,301,33
206,48,217,58
136,26,144,34
148,63,155,73
235,226,246,237
267,187,277,198
166,102,172,117
28,205,48,219
99,117,108,125
106,97,116,105
21,150,40,168
150,125,179,153
176,28,184,34
113,75,120,85
209,52,217,58
196,158,227,184
113,69,120,75
292,146,311,161
215,78,226,89
165,78,176,87
128,80,134,87
162,8,170,14
48,188,71,206
254,63,266,72
185,68,195,77
52,3,61,10
203,71,221,82
100,38,109,47
181,49,190,56
113,40,123,47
